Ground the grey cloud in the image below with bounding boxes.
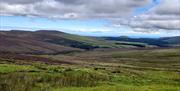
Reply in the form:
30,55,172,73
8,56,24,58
0,0,179,33
55,0,84,5
0,0,43,4
0,0,151,19
151,0,180,15
115,14,180,32
113,0,180,32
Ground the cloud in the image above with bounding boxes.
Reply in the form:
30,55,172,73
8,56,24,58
118,14,180,30
0,0,151,18
114,0,180,32
0,0,43,4
0,0,179,33
151,0,180,15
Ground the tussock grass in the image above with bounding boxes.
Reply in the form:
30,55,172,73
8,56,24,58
0,64,108,91
0,48,180,91
54,84,180,91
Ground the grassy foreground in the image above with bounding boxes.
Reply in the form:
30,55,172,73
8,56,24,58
0,48,180,91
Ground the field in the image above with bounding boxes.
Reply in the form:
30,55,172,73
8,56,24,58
0,47,180,91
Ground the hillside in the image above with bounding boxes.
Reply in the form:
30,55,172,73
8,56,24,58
0,30,179,91
0,30,179,54
0,30,117,50
0,30,154,54
0,30,82,54
103,36,180,47
0,47,180,91
160,36,180,45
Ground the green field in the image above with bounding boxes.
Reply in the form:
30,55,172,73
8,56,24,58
0,47,180,91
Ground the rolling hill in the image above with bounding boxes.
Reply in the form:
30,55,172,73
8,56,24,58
160,36,180,45
0,30,179,54
0,30,150,54
103,36,180,47
0,30,82,54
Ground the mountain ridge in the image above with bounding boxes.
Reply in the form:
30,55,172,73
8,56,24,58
0,30,179,54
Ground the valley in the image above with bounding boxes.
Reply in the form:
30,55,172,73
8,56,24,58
0,30,180,91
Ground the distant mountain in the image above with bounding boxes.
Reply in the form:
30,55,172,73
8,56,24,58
0,30,117,54
160,36,180,45
103,36,180,47
0,30,179,54
0,30,82,54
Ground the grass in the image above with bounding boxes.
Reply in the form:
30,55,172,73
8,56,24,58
0,47,180,91
0,64,109,91
55,32,153,48
0,64,38,73
54,84,180,91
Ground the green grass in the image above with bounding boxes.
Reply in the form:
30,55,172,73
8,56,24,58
0,64,38,73
0,48,180,91
55,32,153,48
54,84,180,91
0,64,109,91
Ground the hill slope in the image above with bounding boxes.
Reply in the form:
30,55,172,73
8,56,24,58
0,30,82,54
1,30,179,54
103,36,180,47
0,30,152,54
160,36,180,45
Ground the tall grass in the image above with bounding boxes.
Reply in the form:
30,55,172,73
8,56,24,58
0,48,180,91
54,84,180,91
0,64,108,91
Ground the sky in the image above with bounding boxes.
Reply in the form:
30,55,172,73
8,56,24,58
0,0,180,38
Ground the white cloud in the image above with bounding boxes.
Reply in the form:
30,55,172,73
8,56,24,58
151,0,180,15
0,0,179,33
114,0,180,33
0,0,151,19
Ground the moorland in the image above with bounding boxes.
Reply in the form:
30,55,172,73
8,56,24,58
0,30,180,91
